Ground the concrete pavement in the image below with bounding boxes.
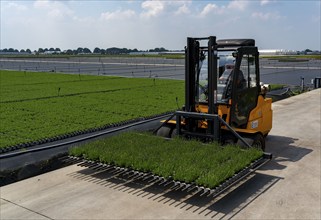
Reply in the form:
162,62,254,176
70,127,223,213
236,88,321,219
1,89,320,219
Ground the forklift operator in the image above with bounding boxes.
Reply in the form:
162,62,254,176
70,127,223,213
199,62,245,102
234,69,246,89
223,65,246,99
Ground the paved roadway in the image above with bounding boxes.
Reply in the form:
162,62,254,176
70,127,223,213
1,57,320,85
1,89,320,219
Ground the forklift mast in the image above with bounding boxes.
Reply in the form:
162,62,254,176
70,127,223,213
182,36,219,138
185,37,218,115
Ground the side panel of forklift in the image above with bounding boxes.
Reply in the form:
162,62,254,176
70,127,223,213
156,36,272,150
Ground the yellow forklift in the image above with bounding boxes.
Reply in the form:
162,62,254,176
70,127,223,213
156,36,272,150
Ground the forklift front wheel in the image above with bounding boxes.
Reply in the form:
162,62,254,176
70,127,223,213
252,133,265,151
171,128,177,138
156,125,173,138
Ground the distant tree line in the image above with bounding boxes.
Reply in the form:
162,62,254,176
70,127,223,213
0,48,32,53
1,47,320,56
0,47,169,55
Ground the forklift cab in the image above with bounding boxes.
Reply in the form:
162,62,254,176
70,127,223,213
194,40,261,129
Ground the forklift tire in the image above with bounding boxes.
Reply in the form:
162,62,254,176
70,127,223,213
264,133,269,138
252,133,265,151
171,128,177,138
156,125,173,138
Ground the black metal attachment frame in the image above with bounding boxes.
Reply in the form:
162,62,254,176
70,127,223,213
175,111,252,147
64,152,272,198
176,111,220,141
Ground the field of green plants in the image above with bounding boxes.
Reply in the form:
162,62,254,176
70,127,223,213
0,70,184,148
69,132,263,188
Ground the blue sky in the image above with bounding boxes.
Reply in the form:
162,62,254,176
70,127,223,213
1,0,320,51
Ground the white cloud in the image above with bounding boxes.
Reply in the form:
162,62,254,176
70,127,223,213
252,12,282,21
33,0,51,9
140,1,165,18
260,0,271,6
260,0,278,6
200,3,220,17
227,0,249,11
199,1,248,17
33,0,74,20
2,2,28,11
139,1,193,18
101,9,136,21
175,4,190,15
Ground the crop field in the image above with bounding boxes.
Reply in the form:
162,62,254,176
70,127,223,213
69,132,264,188
0,70,184,148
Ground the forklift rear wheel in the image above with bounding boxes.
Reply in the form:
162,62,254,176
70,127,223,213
252,133,265,151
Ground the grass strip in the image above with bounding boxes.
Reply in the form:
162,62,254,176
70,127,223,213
69,132,263,188
270,84,285,91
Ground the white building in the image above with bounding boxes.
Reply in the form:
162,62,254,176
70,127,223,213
259,49,297,55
